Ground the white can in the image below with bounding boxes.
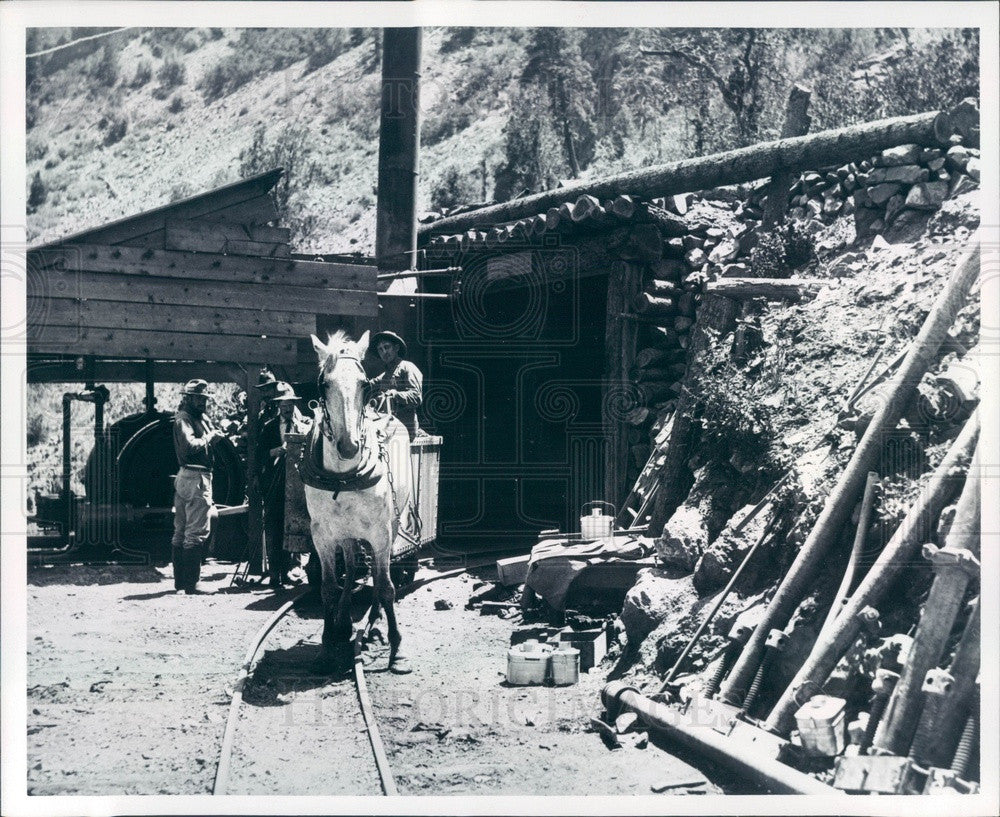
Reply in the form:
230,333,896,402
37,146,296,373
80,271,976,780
550,648,580,686
506,641,553,686
580,501,615,540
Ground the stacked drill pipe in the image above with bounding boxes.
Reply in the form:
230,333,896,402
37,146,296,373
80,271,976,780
872,439,981,756
924,597,981,772
759,408,979,734
719,240,981,716
816,471,880,642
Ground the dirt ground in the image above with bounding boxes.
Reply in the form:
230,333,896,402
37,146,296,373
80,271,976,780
25,556,727,798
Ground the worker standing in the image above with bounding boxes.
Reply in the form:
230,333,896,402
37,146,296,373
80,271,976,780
270,387,312,584
368,330,423,440
171,379,221,594
258,377,290,588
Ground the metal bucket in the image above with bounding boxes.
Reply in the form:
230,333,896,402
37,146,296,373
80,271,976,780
580,501,615,540
550,647,580,686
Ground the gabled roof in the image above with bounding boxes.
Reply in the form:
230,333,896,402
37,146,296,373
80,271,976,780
30,168,284,251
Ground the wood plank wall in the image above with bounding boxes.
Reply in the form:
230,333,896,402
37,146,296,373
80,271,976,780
27,234,378,365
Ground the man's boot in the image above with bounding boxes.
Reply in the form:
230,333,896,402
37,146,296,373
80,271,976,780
172,547,184,592
179,546,196,594
188,545,205,594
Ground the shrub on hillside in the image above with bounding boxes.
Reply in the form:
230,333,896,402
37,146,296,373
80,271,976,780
167,94,185,114
91,45,120,87
131,59,153,88
26,412,47,447
198,57,254,102
155,53,187,97
422,104,475,147
28,172,47,212
238,123,318,221
441,28,476,54
305,29,346,73
687,334,779,472
200,29,318,101
26,137,48,162
102,111,128,146
748,221,815,278
431,166,481,212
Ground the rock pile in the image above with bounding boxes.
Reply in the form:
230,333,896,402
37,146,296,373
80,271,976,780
770,140,981,240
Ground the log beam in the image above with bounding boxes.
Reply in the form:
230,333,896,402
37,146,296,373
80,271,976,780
419,110,953,237
705,277,827,301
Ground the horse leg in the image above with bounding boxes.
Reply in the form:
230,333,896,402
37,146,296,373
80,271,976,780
327,541,356,672
363,599,385,645
311,537,342,674
373,532,409,673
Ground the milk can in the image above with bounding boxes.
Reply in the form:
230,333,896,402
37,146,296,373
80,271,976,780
580,501,615,541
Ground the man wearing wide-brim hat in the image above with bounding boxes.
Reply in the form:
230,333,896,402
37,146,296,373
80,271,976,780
261,384,312,587
266,386,313,585
171,379,222,594
368,330,423,440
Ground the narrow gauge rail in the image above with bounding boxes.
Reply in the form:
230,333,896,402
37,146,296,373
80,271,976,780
213,587,396,796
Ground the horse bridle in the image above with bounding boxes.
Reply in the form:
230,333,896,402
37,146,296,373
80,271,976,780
315,353,370,452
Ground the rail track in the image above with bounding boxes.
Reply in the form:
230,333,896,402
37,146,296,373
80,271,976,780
212,585,397,796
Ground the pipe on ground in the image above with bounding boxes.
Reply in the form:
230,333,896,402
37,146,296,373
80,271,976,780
762,410,980,734
601,682,840,795
721,241,981,709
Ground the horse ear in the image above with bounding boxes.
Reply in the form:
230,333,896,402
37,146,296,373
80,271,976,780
310,334,329,361
357,330,371,356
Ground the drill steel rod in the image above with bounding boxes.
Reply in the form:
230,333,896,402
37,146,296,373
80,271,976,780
817,471,880,642
872,439,981,755
761,411,979,734
722,243,981,710
926,596,981,769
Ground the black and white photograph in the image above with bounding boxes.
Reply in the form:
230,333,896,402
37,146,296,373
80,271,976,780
1,2,998,815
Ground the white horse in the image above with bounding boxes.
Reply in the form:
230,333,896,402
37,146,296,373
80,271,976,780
303,331,413,674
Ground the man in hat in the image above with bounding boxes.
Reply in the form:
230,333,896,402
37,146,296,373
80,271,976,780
268,387,313,584
368,330,423,440
262,383,310,587
171,379,222,594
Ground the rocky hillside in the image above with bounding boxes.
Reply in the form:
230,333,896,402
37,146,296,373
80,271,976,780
25,27,977,253
616,146,981,716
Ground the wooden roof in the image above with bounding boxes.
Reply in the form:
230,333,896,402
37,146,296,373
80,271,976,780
30,168,285,251
27,169,377,375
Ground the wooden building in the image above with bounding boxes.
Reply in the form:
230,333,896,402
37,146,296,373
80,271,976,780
26,169,378,559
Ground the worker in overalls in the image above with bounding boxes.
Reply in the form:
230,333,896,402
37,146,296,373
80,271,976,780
368,330,423,440
171,379,221,594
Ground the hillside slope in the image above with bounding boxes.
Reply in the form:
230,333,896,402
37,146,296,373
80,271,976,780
27,27,974,253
